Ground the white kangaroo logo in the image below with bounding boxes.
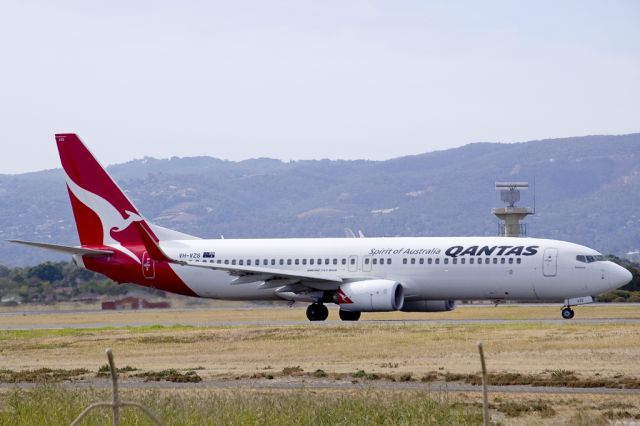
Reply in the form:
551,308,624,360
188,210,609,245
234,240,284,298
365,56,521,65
64,172,143,263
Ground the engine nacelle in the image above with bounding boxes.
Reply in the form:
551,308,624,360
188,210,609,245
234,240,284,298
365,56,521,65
336,280,404,312
401,300,456,312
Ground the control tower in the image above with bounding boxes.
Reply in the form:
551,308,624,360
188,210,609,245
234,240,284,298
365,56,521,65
492,182,533,237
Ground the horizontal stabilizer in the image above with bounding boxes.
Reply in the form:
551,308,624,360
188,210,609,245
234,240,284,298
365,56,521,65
8,240,114,256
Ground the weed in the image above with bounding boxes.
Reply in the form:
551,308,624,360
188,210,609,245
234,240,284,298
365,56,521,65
135,369,201,383
398,373,413,382
421,371,439,382
282,366,304,376
313,369,327,378
96,364,138,377
380,362,399,368
0,368,88,383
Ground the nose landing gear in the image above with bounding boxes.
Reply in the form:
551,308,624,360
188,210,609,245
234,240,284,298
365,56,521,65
306,303,329,321
561,306,575,319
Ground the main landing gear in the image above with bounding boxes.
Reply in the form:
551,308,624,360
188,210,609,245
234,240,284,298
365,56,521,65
561,306,575,319
306,303,329,321
338,309,361,321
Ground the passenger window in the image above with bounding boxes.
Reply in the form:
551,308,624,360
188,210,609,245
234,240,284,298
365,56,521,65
453,258,457,264
303,259,307,265
295,259,299,265
469,258,474,265
231,260,236,265
365,258,370,265
217,259,222,264
444,258,449,264
387,258,392,264
247,260,251,266
239,260,243,265
263,259,268,265
411,258,416,264
435,258,440,264
516,258,521,264
342,259,346,265
325,259,330,265
310,259,315,265
500,258,505,264
318,258,322,264
493,258,498,264
403,258,407,264
460,258,465,264
428,258,432,264
485,258,490,264
419,258,424,264
350,258,356,265
508,258,513,264
279,259,284,265
333,259,338,265
372,258,377,265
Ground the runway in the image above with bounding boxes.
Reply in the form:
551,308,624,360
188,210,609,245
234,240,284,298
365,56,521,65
1,304,639,329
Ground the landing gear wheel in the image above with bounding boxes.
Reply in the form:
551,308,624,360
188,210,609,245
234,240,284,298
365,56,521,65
339,309,361,321
561,307,575,319
306,303,329,321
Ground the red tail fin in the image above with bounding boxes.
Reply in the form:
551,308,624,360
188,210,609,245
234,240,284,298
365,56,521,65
55,133,154,253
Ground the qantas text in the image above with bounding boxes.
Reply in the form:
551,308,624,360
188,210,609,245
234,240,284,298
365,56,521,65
445,245,539,258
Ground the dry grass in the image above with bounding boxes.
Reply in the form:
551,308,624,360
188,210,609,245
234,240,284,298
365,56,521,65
1,303,639,328
0,305,639,380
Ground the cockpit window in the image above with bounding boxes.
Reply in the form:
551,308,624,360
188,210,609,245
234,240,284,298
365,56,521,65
576,254,604,263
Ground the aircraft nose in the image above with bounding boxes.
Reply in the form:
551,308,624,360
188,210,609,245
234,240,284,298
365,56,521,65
609,263,633,288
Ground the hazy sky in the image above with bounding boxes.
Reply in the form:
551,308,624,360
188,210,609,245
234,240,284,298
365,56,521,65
1,1,638,173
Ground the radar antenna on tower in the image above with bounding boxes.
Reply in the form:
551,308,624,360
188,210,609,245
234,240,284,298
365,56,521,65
492,182,533,237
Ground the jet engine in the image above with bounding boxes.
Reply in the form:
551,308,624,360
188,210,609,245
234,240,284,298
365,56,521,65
336,280,404,312
401,300,456,312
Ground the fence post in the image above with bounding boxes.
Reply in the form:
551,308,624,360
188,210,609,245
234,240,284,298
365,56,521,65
477,342,489,426
106,348,120,426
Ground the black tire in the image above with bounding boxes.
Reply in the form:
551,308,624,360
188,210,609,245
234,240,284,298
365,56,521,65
306,303,328,321
339,309,361,321
561,307,574,320
317,304,329,321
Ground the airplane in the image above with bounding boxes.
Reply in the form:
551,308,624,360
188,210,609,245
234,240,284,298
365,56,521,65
10,134,632,321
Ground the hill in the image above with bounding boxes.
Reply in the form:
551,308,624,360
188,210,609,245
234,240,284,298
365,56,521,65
1,133,638,266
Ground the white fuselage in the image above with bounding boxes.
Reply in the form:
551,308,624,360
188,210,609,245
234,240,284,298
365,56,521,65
159,236,626,302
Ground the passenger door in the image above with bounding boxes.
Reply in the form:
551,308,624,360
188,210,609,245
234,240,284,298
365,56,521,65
543,248,558,277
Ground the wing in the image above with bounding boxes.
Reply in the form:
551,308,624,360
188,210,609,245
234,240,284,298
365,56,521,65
8,240,114,256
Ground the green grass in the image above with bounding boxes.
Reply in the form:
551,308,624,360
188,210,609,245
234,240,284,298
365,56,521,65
0,385,482,425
